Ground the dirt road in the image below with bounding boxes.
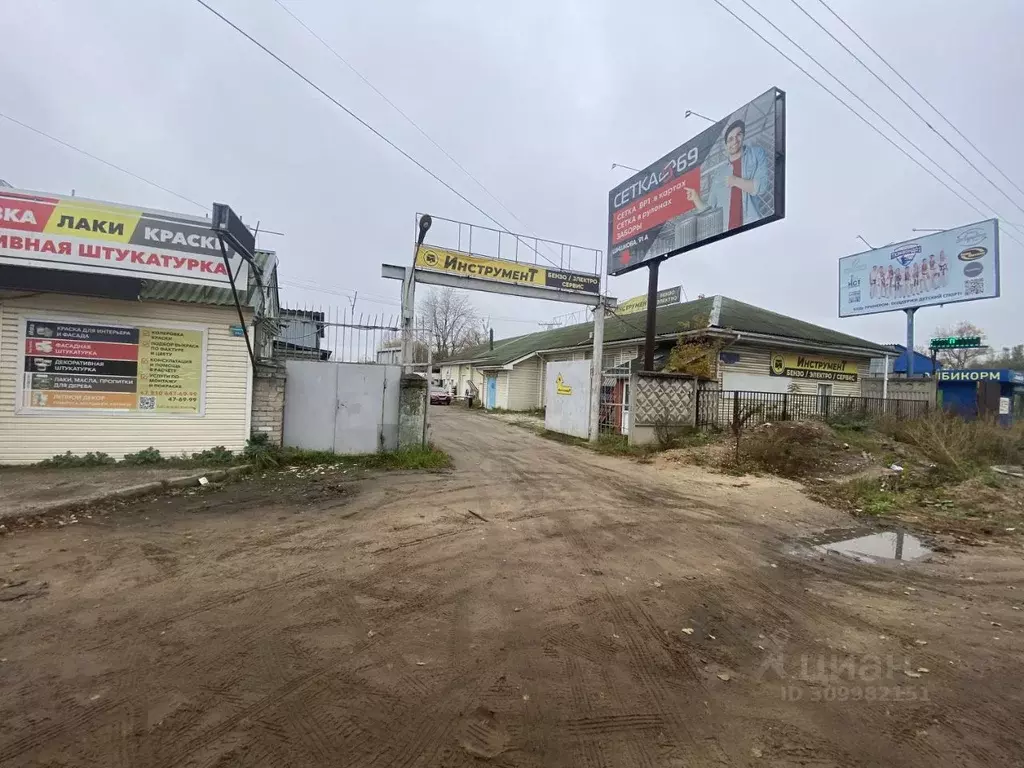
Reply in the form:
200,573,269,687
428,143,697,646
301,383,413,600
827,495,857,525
1,408,1022,767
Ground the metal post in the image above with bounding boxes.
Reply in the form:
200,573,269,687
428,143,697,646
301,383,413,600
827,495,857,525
424,342,431,447
905,308,916,378
881,353,889,401
589,298,606,443
643,260,660,371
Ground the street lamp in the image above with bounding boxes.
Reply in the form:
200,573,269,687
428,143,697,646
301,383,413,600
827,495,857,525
610,162,639,173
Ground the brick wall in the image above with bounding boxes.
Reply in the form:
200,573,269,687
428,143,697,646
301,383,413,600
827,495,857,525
252,360,287,446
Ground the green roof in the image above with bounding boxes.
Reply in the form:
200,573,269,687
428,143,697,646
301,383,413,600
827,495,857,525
139,249,277,310
446,295,887,366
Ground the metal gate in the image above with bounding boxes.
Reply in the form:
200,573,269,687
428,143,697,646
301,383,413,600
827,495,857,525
282,360,402,453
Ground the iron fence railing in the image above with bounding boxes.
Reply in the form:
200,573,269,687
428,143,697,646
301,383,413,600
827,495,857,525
273,304,404,364
695,389,930,430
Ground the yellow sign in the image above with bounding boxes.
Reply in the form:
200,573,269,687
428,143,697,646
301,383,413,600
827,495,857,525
555,374,573,395
415,246,600,295
770,352,858,382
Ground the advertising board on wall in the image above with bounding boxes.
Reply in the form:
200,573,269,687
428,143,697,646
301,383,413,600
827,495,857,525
19,317,206,414
770,352,858,382
607,88,785,276
0,188,248,288
838,220,999,318
416,246,600,295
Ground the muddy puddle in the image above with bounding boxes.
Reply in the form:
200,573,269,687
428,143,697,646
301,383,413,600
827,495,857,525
797,529,933,565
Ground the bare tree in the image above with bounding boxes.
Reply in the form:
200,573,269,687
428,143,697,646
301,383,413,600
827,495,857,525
932,321,988,368
418,287,484,359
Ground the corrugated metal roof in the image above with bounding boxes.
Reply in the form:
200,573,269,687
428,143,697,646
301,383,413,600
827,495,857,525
139,249,276,309
445,295,888,366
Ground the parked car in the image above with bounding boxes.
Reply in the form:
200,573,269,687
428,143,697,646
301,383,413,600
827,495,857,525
430,388,452,405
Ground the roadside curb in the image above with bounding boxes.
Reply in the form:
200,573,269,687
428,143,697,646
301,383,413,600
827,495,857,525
0,465,251,522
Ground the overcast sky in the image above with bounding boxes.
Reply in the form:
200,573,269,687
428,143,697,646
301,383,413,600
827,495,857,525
3,0,1022,351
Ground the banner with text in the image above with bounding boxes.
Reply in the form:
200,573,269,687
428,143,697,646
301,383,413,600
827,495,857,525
19,318,205,414
838,219,1000,317
610,286,682,316
416,246,600,295
770,352,858,382
608,88,785,275
0,188,248,288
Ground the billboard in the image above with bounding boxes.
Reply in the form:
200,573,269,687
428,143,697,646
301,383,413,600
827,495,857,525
0,188,248,288
416,245,600,295
610,286,682,316
838,220,999,318
18,316,205,415
607,88,785,276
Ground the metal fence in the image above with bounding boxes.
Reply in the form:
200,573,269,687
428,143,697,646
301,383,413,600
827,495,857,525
273,304,405,364
695,389,930,430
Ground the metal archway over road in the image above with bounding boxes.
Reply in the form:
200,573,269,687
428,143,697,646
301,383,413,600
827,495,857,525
382,213,617,442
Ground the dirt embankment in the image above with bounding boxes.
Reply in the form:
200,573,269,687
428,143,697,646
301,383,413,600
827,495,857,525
0,408,1021,767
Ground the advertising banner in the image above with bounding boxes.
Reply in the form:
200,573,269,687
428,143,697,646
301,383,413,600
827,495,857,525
838,220,999,317
19,318,205,414
611,286,682,316
607,88,785,276
416,246,600,295
0,188,248,288
770,352,858,382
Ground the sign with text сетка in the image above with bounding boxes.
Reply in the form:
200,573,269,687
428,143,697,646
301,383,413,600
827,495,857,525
607,88,785,276
838,220,999,318
0,188,248,288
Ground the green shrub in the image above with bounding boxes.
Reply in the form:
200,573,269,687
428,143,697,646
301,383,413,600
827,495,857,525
190,446,235,465
243,432,280,470
122,447,164,465
37,451,117,468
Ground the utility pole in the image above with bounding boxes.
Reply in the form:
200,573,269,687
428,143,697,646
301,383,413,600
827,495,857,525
402,215,431,373
589,297,605,443
643,259,662,370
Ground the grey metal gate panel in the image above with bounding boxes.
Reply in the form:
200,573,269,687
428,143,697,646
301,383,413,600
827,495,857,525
283,360,338,451
333,364,387,454
283,361,402,453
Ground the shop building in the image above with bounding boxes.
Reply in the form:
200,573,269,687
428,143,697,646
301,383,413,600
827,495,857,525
0,187,279,464
440,295,888,410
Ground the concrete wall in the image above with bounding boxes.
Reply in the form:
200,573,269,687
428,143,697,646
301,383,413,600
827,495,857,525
629,372,699,447
861,376,935,401
252,360,287,446
398,375,427,448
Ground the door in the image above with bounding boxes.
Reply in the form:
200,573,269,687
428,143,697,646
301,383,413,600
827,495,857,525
817,382,833,414
485,375,497,409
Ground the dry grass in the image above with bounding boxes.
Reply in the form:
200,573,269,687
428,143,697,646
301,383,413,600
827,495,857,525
881,410,1023,478
730,421,844,479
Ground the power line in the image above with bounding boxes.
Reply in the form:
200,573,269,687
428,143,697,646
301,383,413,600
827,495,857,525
270,0,562,263
0,111,206,211
706,0,1024,249
816,0,1024,204
193,0,561,268
731,0,1024,242
789,0,1024,219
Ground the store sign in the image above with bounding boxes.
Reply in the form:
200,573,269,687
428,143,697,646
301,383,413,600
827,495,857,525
415,246,600,295
0,188,248,288
936,369,1018,383
19,318,205,414
770,352,858,382
610,286,682,315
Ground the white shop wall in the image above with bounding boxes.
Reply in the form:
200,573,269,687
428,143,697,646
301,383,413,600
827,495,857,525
718,344,867,397
0,294,252,464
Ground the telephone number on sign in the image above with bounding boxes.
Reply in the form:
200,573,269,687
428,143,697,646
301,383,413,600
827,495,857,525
780,685,929,702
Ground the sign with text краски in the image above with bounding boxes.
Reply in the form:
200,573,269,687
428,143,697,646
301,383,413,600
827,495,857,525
770,352,858,382
0,188,248,288
416,246,600,295
19,318,205,414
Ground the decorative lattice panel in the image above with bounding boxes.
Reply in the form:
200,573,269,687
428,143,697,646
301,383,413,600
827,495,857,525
633,375,696,425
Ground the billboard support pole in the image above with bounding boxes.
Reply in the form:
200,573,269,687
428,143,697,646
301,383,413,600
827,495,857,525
643,260,660,371
905,308,916,378
589,298,605,443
